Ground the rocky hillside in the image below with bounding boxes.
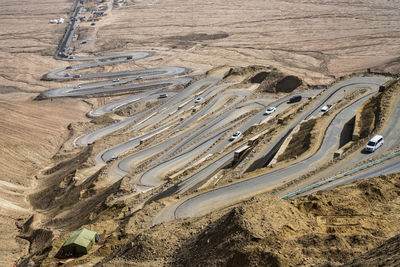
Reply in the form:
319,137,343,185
97,173,400,266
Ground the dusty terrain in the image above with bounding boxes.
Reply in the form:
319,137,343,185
0,0,399,266
88,0,400,83
94,173,400,266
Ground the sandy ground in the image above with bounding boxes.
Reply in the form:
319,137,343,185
0,0,399,265
83,0,400,83
0,0,91,264
97,173,400,266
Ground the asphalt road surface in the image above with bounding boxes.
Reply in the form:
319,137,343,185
167,77,392,219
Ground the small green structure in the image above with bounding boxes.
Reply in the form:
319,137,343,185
61,228,99,257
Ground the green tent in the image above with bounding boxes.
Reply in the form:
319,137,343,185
61,228,99,256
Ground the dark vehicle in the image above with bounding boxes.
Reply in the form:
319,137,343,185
66,66,72,69
127,55,133,60
73,74,81,79
159,93,168,98
91,22,96,26
106,155,118,163
289,95,302,103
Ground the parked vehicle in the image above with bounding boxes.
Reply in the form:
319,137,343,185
289,95,302,103
159,93,168,98
264,106,276,115
229,131,242,141
365,135,384,152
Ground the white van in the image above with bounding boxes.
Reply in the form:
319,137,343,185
365,135,384,152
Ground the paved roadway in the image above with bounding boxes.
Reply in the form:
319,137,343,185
50,0,399,224
299,156,400,196
41,70,190,98
245,77,389,172
285,83,400,197
108,85,256,184
162,76,391,219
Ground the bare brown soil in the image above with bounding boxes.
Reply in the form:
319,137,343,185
251,70,304,93
343,234,400,267
95,173,400,266
1,0,400,265
354,94,382,140
92,0,400,83
277,118,317,162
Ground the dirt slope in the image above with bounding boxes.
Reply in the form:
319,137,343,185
343,234,400,267
92,0,400,83
1,0,400,265
0,94,89,265
98,173,400,266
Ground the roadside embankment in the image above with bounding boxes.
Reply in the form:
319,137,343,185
95,173,400,267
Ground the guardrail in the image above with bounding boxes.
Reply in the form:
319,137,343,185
281,150,400,199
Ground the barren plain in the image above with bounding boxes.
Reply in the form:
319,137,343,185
0,0,399,266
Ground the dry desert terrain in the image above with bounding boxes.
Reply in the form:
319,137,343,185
0,0,399,265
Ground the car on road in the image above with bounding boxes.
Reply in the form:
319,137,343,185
321,104,332,113
229,131,242,141
73,74,81,79
194,97,203,104
66,66,72,69
264,106,276,115
127,55,133,60
159,93,168,98
68,55,75,59
112,78,120,82
289,95,302,103
106,155,118,163
64,73,70,77
135,76,143,80
91,22,96,26
74,85,81,89
365,135,384,153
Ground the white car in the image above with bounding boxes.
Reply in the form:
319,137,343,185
74,85,81,89
135,76,143,80
264,107,276,115
229,131,242,141
194,97,203,104
112,78,120,82
321,104,332,113
365,135,384,153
